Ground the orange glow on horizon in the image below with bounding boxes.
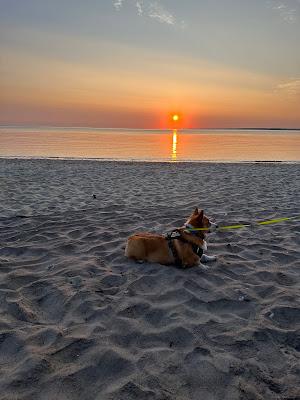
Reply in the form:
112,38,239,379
163,112,183,130
1,42,299,129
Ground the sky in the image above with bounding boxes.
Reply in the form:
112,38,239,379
0,0,300,129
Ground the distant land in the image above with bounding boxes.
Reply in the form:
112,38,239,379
0,125,300,131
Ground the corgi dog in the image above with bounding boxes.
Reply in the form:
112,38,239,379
125,208,217,268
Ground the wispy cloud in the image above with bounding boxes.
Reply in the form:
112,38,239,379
268,0,299,23
136,1,143,15
147,2,175,25
276,79,300,95
113,0,125,11
112,0,185,28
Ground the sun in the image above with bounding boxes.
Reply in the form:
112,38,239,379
172,114,179,122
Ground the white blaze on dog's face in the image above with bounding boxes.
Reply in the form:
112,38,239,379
186,208,217,233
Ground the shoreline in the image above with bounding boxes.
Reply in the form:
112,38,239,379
0,155,299,164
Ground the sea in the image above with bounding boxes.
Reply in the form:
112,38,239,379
0,126,299,162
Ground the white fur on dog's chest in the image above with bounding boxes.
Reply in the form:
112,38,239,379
201,240,207,251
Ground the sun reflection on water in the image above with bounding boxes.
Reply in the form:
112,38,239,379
172,129,178,161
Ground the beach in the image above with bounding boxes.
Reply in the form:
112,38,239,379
0,158,299,400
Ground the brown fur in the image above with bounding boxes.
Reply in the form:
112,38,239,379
125,208,212,268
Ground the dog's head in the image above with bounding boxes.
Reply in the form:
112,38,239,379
185,208,218,235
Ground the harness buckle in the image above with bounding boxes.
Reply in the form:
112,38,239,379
170,230,181,239
165,229,181,240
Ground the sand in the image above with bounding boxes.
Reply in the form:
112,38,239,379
0,158,299,400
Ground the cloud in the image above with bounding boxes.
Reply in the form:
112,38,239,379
112,0,185,28
268,1,299,23
136,1,143,15
276,79,300,95
113,0,125,11
147,2,175,25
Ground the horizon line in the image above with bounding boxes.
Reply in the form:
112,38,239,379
1,124,300,131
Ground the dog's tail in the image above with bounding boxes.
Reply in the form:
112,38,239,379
124,240,129,257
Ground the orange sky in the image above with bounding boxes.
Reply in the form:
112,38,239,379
1,1,300,128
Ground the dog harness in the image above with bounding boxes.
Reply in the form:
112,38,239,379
165,229,204,267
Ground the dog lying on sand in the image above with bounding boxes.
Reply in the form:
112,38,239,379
125,208,217,268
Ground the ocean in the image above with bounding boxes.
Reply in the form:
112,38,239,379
0,126,299,162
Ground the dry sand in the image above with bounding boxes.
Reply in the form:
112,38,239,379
0,159,299,400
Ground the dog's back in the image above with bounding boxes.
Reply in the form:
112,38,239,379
125,233,172,264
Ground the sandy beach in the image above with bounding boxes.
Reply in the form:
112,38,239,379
0,158,299,400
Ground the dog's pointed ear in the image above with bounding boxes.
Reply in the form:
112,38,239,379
193,207,199,215
198,209,204,220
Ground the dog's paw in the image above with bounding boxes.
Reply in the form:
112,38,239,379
199,263,210,270
201,254,217,263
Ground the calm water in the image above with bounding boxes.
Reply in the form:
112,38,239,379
0,126,299,162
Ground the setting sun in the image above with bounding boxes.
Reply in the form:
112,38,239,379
172,114,179,122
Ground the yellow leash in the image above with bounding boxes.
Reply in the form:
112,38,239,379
187,215,300,232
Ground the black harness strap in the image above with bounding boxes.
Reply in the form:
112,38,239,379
191,244,204,258
165,229,204,267
165,230,182,266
